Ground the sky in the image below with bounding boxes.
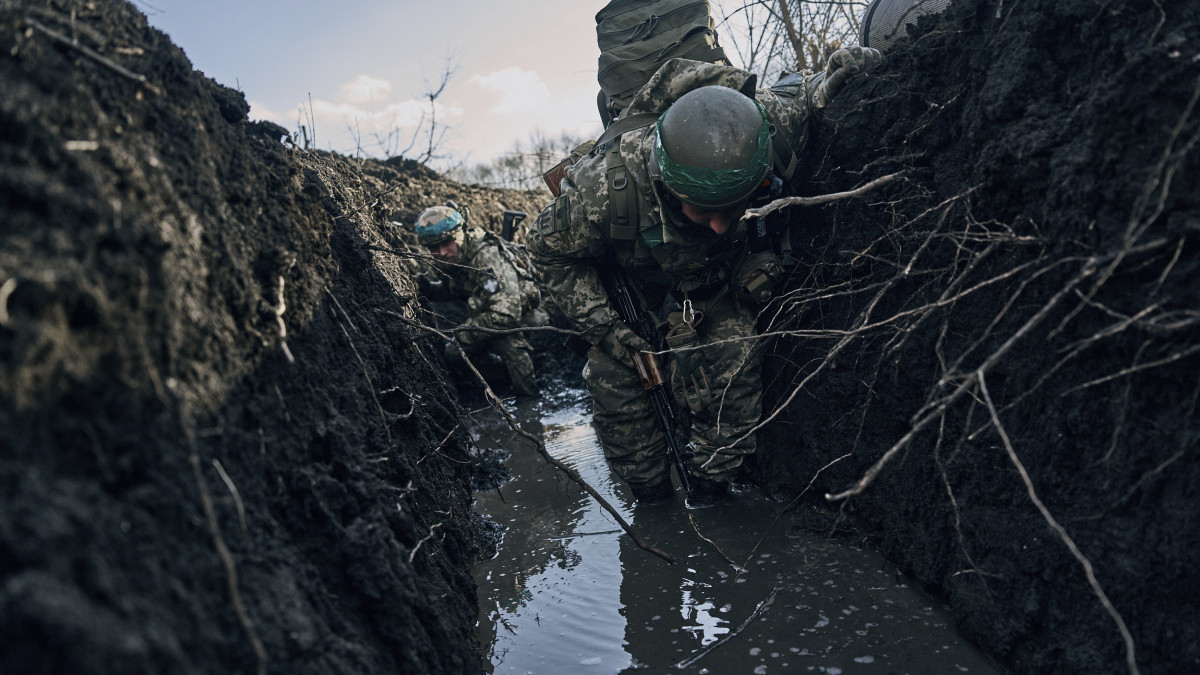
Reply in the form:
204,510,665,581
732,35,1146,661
139,1,627,170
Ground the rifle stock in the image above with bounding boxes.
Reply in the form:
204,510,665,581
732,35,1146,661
501,210,527,242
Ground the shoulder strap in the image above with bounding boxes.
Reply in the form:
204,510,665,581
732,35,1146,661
772,140,797,181
604,141,641,242
594,112,659,150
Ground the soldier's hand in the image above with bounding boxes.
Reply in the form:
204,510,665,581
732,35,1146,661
454,320,482,347
813,46,883,109
598,321,651,361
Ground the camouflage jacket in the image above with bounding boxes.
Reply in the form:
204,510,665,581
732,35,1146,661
528,58,815,346
420,227,540,331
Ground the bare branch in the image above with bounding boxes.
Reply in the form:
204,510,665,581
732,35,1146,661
382,310,674,563
741,171,906,220
978,372,1139,675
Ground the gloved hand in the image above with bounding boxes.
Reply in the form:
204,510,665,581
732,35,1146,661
812,46,883,109
597,321,651,362
665,316,714,412
735,251,785,305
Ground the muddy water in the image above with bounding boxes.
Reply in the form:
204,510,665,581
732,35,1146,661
471,392,1003,674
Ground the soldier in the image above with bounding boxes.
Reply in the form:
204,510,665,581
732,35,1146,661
528,50,879,507
415,203,546,397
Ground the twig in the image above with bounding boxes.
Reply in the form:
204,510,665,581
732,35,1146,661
25,17,162,95
408,522,445,563
418,417,465,464
211,459,247,534
450,323,582,338
1062,343,1200,394
367,245,495,277
326,289,391,442
335,322,391,442
0,277,16,326
978,372,1139,675
335,182,405,222
546,529,621,540
674,586,780,669
688,514,746,572
827,257,1098,502
182,412,266,675
741,171,906,220
274,276,294,363
384,309,674,563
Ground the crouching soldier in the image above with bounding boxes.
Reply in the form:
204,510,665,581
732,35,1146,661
415,203,547,396
528,51,879,507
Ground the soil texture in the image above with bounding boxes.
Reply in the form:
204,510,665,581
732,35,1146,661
755,1,1200,673
1,1,1198,674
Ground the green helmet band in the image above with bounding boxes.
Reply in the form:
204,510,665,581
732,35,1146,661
654,100,771,209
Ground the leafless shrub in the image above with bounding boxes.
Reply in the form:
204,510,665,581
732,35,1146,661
448,129,594,192
716,1,868,83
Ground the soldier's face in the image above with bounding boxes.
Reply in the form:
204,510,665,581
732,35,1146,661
680,201,748,236
427,240,461,263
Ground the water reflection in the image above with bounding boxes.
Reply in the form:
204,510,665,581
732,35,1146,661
472,393,1003,674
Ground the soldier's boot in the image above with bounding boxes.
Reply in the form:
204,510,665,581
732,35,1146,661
629,478,675,505
506,348,539,397
685,477,729,509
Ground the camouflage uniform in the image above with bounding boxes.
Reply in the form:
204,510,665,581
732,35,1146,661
528,59,816,491
420,226,546,395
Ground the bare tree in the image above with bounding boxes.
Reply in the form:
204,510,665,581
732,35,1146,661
449,129,593,192
715,1,867,82
417,58,458,164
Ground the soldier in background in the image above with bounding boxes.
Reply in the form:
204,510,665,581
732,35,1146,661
414,203,547,396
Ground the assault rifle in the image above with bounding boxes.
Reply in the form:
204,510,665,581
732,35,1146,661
595,259,693,494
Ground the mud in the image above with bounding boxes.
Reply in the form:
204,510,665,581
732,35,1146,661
0,0,1197,674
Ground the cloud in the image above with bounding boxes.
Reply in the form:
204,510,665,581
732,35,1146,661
248,101,284,123
470,68,552,114
340,75,393,105
274,74,467,156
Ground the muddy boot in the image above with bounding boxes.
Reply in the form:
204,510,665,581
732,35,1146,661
685,477,729,509
506,353,539,397
498,341,539,397
629,478,675,505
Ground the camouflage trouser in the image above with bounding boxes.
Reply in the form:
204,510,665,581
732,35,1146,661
586,293,762,488
446,332,538,396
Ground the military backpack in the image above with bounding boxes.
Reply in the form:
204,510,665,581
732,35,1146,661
595,0,728,126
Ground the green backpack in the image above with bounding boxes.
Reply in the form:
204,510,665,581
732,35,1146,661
595,0,728,125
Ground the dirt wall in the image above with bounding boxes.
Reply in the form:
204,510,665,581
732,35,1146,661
0,1,543,672
756,1,1200,673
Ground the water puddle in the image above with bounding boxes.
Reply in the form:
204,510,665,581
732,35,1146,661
471,392,1002,674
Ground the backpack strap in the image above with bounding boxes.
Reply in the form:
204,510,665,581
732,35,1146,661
593,112,659,243
604,141,640,242
772,139,797,181
594,112,659,150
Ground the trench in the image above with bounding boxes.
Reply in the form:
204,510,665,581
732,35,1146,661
469,390,1005,674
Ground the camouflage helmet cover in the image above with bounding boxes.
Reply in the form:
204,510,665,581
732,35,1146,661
652,85,771,209
415,205,465,247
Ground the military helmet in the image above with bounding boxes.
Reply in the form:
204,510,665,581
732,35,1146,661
414,204,466,247
652,85,772,210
